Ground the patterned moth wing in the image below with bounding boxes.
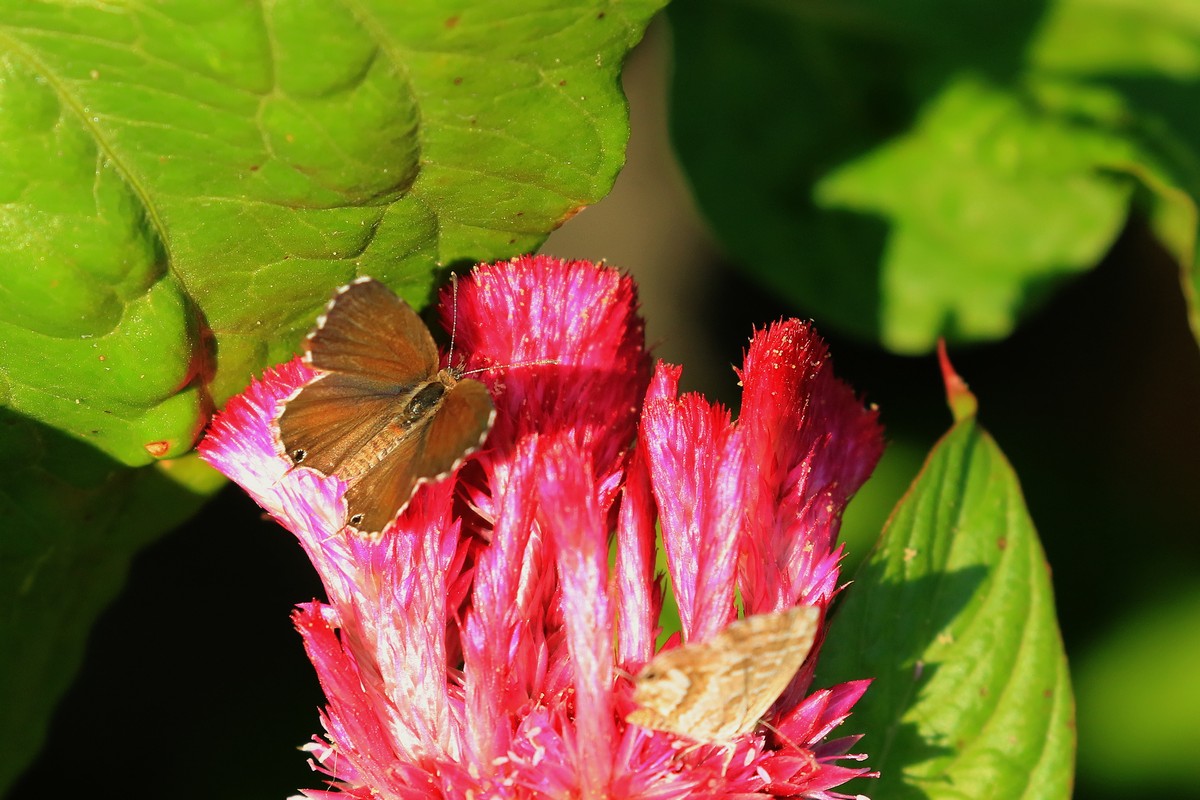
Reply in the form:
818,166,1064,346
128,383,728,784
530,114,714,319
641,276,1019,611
626,605,821,741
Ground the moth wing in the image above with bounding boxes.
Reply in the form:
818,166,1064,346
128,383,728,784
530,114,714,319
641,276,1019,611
627,606,820,741
624,702,675,733
409,378,495,479
708,606,820,738
307,278,439,383
628,631,739,739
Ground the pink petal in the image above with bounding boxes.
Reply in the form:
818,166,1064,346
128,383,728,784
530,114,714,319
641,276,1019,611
448,255,651,486
613,442,660,666
536,438,616,796
735,319,883,615
639,362,745,641
461,436,542,766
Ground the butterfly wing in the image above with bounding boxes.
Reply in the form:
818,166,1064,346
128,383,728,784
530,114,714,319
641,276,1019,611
411,377,495,479
341,377,494,537
276,373,412,475
277,277,494,538
342,423,426,536
628,606,820,740
306,277,439,382
277,277,437,472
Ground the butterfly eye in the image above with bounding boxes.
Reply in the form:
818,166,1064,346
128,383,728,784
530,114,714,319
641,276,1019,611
290,448,307,464
349,512,365,526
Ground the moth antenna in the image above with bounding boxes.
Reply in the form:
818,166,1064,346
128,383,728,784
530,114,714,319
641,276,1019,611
324,740,342,792
613,665,636,682
758,718,809,755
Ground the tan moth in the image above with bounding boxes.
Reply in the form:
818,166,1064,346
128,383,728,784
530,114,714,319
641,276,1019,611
626,605,821,741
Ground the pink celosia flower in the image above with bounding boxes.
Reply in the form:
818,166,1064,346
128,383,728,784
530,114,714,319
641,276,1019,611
200,255,884,799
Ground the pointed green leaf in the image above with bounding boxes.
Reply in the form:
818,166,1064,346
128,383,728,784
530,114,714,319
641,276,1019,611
817,418,1074,798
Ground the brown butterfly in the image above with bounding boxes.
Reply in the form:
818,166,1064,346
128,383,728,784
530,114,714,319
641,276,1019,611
274,276,495,538
626,605,820,741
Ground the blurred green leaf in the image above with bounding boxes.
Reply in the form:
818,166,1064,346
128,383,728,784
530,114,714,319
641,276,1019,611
1076,586,1200,794
839,433,928,575
818,415,1074,798
0,0,663,789
816,76,1132,352
669,0,1200,352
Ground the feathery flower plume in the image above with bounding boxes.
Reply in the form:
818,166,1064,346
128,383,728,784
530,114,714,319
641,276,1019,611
200,255,884,798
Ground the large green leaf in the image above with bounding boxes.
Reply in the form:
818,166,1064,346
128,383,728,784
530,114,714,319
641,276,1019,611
817,402,1074,797
669,0,1200,353
0,0,663,789
1,0,662,437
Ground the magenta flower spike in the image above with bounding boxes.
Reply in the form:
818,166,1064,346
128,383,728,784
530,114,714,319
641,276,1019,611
200,255,884,799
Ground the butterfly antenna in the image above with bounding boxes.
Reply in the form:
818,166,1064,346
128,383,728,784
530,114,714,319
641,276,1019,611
459,357,559,378
447,271,460,367
444,271,559,376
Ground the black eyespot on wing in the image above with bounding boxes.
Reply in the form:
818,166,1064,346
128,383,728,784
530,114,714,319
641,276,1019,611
291,448,307,464
349,512,365,526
